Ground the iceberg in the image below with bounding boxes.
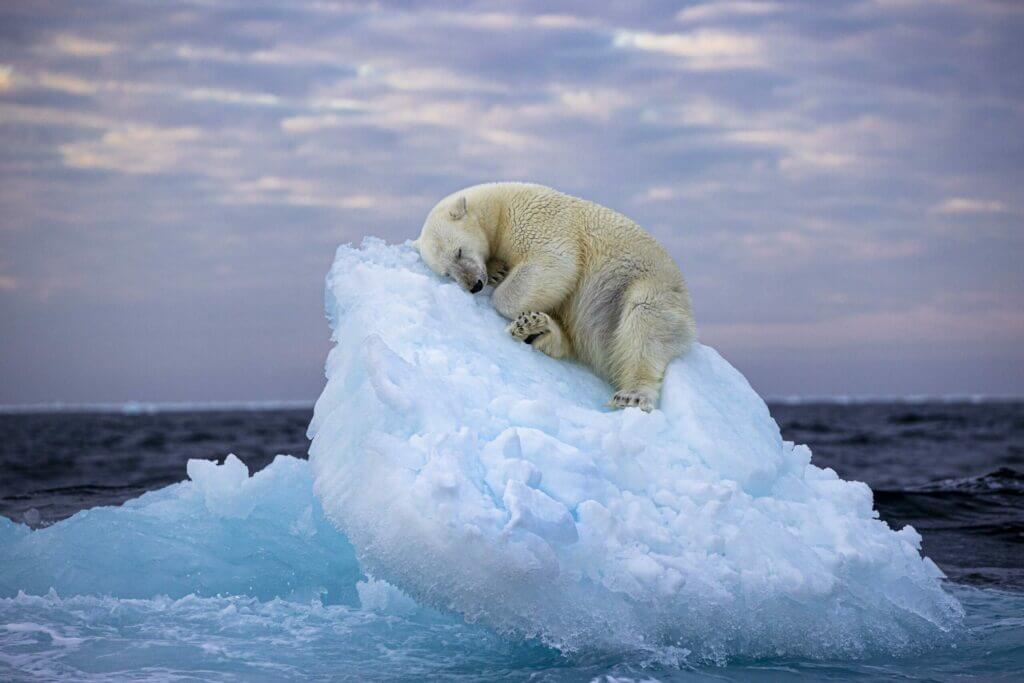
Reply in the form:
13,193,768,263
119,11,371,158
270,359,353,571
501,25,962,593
307,238,963,662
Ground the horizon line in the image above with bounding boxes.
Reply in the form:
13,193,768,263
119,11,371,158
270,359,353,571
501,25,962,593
1,394,1022,415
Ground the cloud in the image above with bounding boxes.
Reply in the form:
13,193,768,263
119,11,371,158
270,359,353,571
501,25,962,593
221,176,415,212
422,10,595,32
737,226,923,262
173,42,346,69
281,86,597,156
363,66,507,94
59,126,205,174
666,96,910,172
726,127,862,170
703,305,1024,351
550,86,631,121
930,197,1010,214
182,87,282,107
51,34,118,57
852,0,1024,18
0,103,118,130
533,14,595,29
473,128,541,150
640,186,679,202
0,65,12,92
280,113,352,133
676,2,782,24
21,67,287,110
34,70,99,95
635,182,728,204
612,29,766,70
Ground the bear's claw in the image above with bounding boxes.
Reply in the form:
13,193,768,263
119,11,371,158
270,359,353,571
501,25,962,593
487,259,510,286
507,311,550,343
610,390,654,412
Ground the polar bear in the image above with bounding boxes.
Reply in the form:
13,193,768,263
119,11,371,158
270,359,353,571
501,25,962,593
414,182,696,411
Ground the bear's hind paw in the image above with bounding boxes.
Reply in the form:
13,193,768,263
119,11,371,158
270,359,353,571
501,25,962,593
610,390,654,412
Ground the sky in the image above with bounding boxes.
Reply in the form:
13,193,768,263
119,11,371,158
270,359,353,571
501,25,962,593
0,0,1022,404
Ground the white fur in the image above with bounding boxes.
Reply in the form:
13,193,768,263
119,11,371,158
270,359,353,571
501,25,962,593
416,182,696,411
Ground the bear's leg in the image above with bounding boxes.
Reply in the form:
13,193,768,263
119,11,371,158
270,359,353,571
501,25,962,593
491,260,577,320
507,312,571,359
607,283,694,412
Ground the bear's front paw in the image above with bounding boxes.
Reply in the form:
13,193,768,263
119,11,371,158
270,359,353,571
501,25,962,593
487,259,510,286
507,311,550,345
610,390,654,412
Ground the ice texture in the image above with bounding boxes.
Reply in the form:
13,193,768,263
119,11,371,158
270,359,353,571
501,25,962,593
0,455,362,604
0,457,566,681
307,238,964,662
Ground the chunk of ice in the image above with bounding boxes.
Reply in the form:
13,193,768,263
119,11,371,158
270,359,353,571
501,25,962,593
0,456,362,604
308,238,963,661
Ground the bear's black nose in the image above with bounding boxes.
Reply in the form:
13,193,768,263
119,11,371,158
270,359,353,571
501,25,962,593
470,280,484,294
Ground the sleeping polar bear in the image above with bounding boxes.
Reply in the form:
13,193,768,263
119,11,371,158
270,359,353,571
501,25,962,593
414,182,696,411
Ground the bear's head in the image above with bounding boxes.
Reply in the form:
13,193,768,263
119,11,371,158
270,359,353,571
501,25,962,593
413,195,489,294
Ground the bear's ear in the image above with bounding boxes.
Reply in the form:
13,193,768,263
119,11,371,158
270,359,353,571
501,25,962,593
448,196,468,221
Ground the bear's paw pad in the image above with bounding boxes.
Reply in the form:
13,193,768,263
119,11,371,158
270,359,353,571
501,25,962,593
610,390,654,412
507,312,550,344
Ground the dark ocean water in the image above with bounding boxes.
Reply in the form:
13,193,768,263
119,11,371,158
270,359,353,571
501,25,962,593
3,402,1021,589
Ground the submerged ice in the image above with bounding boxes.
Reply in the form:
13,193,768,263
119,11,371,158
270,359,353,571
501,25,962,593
308,238,963,661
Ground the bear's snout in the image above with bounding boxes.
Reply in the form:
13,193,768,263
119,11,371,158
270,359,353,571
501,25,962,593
470,279,484,294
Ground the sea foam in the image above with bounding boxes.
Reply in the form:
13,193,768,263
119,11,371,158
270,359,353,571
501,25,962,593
307,238,963,662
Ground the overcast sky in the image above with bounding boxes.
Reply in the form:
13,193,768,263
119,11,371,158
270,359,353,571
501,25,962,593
1,0,1022,404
